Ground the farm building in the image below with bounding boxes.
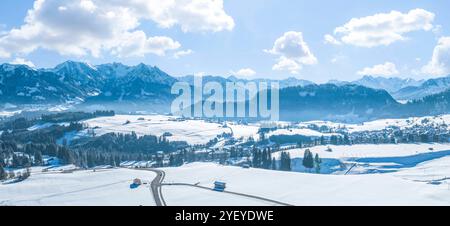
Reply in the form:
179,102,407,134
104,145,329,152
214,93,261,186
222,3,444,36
213,181,226,192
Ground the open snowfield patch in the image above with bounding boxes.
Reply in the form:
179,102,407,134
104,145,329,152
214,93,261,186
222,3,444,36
227,123,260,141
273,144,450,174
162,163,450,206
0,168,156,206
163,186,279,206
273,144,450,159
395,156,450,184
80,115,231,145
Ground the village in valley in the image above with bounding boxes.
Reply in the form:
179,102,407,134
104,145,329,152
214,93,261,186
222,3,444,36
2,110,450,206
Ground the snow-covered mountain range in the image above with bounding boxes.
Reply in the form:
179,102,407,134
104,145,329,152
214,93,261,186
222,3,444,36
2,61,450,121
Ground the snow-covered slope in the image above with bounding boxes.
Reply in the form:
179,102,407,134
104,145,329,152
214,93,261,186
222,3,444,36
161,162,450,206
79,115,261,145
393,75,450,100
2,158,450,206
0,168,156,206
80,115,229,145
272,143,450,160
352,75,423,93
272,144,450,174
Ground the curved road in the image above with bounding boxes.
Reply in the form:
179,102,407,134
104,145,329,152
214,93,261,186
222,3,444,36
134,168,292,206
163,182,293,206
145,169,167,206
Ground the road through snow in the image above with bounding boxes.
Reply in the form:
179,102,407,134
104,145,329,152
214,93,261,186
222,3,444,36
134,168,292,206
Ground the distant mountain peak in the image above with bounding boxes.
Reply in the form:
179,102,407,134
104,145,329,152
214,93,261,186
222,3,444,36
334,75,424,94
55,60,97,70
0,63,35,72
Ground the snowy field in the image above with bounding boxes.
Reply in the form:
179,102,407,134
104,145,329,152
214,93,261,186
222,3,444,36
75,115,265,145
2,158,450,206
161,162,450,206
0,168,156,206
273,143,450,159
79,115,231,145
24,114,450,147
227,123,260,141
3,114,450,206
272,143,450,174
163,186,279,206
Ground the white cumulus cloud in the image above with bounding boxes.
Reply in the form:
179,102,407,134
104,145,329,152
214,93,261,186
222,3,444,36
324,34,341,45
0,0,234,59
9,58,35,68
173,49,194,59
332,9,435,47
231,68,256,77
357,62,399,76
265,31,317,74
108,0,235,33
112,32,181,57
421,36,450,76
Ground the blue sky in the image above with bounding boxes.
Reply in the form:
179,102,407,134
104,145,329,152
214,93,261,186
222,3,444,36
0,0,449,83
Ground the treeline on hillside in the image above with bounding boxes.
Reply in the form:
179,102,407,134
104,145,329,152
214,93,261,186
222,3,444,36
71,132,184,155
0,110,115,131
0,117,36,131
252,148,294,172
1,125,186,171
0,137,174,171
69,133,186,168
268,134,348,148
41,110,115,123
1,122,83,144
0,140,73,169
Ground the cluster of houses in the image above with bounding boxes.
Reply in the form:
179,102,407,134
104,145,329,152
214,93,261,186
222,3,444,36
348,124,450,145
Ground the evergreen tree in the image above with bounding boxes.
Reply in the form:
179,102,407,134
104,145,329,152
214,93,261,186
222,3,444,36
34,151,43,166
330,135,338,145
0,164,7,180
109,155,116,167
271,157,277,170
279,152,291,171
279,152,286,171
252,148,261,168
302,149,314,171
344,134,350,145
314,153,322,173
169,154,175,166
320,136,325,145
297,141,303,148
285,152,291,171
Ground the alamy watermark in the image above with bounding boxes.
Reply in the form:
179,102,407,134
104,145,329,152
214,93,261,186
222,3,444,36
171,76,279,121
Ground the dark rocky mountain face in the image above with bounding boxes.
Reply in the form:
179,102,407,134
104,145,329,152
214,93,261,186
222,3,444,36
0,64,83,104
49,61,105,97
0,61,178,106
2,61,450,122
88,63,177,106
402,89,450,116
279,84,400,122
